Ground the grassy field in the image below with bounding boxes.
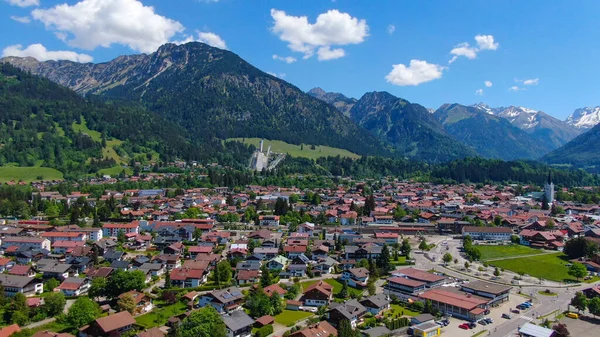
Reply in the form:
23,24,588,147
490,252,576,282
274,310,313,326
391,256,408,266
389,304,420,317
135,301,187,328
477,245,545,261
0,166,64,182
73,118,124,163
228,138,360,160
324,278,363,297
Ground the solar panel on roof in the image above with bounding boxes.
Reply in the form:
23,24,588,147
222,294,232,299
231,291,241,296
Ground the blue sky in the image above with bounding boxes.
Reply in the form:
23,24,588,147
1,0,599,119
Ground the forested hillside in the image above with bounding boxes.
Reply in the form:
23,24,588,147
0,63,253,178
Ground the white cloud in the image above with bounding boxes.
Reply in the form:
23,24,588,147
449,34,499,63
5,0,39,7
317,46,345,61
10,15,31,23
387,24,395,35
475,88,483,96
385,59,445,86
266,72,286,78
270,8,368,61
272,54,297,64
475,34,499,50
2,43,93,62
173,31,227,49
31,0,185,53
523,78,539,86
509,86,526,92
484,80,492,87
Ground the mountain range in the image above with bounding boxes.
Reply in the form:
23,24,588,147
2,41,600,170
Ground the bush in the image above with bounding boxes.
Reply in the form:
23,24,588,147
255,325,274,337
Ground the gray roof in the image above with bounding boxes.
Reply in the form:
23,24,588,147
412,314,435,323
222,311,254,331
361,326,391,337
361,294,390,308
38,263,71,273
518,323,555,337
0,274,39,288
236,261,261,271
461,280,512,295
211,287,244,304
329,299,367,319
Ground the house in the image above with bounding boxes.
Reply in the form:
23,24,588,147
137,327,165,337
410,313,435,325
313,257,338,275
8,265,35,277
344,245,383,260
360,294,390,315
153,254,181,270
289,321,337,337
373,232,400,244
253,247,278,259
259,215,280,227
263,284,287,297
2,237,51,251
419,289,488,322
80,311,136,337
461,281,511,305
303,281,333,307
56,277,90,296
86,267,113,279
266,256,288,270
237,270,260,284
327,299,367,328
41,231,87,243
312,245,329,259
164,242,185,255
102,223,139,237
0,258,15,272
0,274,43,296
139,263,166,277
361,327,391,337
462,226,513,242
222,310,254,337
284,245,306,258
198,287,244,313
341,268,369,288
519,229,565,250
170,268,207,288
298,222,315,235
188,246,213,259
0,324,21,337
254,315,274,328
286,300,302,311
37,262,75,280
118,290,153,314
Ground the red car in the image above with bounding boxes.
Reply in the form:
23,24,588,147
458,323,470,330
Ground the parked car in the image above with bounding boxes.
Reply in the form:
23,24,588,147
512,309,521,314
458,323,470,330
566,312,579,319
478,319,488,326
484,318,493,324
468,322,477,329
502,313,511,319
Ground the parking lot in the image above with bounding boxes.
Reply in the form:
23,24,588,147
556,315,600,336
437,291,533,336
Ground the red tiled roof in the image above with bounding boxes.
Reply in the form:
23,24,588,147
419,289,487,310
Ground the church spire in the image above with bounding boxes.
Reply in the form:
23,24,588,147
547,171,552,185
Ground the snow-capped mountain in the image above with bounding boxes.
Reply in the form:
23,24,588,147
471,103,582,149
566,107,600,129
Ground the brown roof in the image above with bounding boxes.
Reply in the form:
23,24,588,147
397,268,446,283
94,311,136,333
137,327,166,337
0,324,20,337
419,289,487,311
348,267,369,278
255,315,275,326
31,332,75,337
289,321,337,337
304,280,333,296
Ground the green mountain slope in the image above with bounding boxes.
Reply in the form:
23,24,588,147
542,124,600,169
347,92,477,162
2,42,390,157
0,62,249,178
434,104,553,160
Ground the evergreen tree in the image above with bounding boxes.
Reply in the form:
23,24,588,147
340,280,349,299
260,264,274,287
377,244,392,273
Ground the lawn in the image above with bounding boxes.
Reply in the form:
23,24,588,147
490,252,576,282
135,301,187,328
0,166,64,182
227,138,360,160
301,280,319,290
389,304,420,317
477,245,545,261
390,256,408,266
274,310,313,326
323,278,363,297
73,118,125,164
98,165,132,177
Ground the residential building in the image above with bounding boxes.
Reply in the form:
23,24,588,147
267,256,288,270
80,311,136,337
118,290,154,315
198,287,244,313
102,223,139,237
56,277,91,296
288,321,337,337
461,226,513,242
303,281,333,307
340,268,370,288
2,237,51,251
0,274,43,296
222,311,254,337
258,215,280,227
360,294,391,315
327,299,367,328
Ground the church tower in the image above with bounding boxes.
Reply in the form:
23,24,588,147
544,171,554,205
